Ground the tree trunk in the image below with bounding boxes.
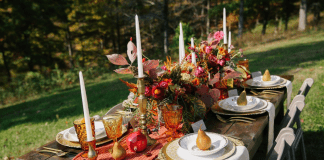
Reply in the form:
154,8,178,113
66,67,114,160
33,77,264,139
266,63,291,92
274,13,279,34
298,0,307,31
262,1,270,35
163,0,169,55
115,0,121,54
66,26,74,69
1,48,11,82
206,0,210,36
201,2,205,38
284,0,290,31
238,0,244,38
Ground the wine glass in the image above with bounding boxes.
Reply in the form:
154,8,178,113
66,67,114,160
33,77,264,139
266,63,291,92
102,114,123,142
162,104,183,142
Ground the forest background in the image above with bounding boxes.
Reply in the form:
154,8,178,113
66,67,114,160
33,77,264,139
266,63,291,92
0,0,323,106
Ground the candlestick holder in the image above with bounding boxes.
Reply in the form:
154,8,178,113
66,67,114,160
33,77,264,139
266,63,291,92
135,75,156,146
223,43,228,51
81,140,97,159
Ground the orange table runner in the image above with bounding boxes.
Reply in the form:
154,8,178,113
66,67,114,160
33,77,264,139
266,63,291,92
73,126,183,160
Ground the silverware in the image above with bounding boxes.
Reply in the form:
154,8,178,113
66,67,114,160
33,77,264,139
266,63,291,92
225,135,242,140
36,148,69,157
217,115,253,123
230,116,256,121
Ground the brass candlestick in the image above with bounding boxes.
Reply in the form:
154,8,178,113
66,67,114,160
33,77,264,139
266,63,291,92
223,43,228,51
135,76,156,146
87,140,97,160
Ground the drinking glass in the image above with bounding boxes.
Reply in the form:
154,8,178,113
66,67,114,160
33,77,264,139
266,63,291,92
162,104,183,142
237,59,249,71
73,118,95,151
102,114,123,142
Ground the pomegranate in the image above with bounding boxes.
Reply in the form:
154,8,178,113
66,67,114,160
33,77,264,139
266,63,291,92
126,130,147,152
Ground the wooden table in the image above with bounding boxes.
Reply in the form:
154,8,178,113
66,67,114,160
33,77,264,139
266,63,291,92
19,76,293,160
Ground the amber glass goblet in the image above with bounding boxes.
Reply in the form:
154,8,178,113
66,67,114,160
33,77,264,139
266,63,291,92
73,118,95,158
237,59,249,71
162,104,183,142
102,114,123,142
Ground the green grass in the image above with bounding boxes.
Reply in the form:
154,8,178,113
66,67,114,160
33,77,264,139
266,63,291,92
0,74,135,159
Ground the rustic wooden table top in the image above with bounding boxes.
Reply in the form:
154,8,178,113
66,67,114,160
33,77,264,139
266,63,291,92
19,75,294,160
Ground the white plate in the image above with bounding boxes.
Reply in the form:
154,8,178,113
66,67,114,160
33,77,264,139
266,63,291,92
178,132,228,156
246,77,284,87
219,98,267,113
219,96,260,111
63,121,106,142
253,75,281,85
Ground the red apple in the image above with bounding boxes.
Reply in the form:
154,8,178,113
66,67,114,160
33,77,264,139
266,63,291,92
126,130,147,152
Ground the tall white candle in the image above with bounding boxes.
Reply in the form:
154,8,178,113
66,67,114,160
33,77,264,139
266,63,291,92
223,8,227,44
179,23,185,63
228,31,231,52
179,28,182,63
79,71,93,141
135,15,144,77
191,37,196,65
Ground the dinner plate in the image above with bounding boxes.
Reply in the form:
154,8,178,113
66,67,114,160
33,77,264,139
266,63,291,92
178,132,228,156
245,77,287,88
63,121,106,142
253,75,280,85
218,98,267,113
219,96,260,111
56,125,127,148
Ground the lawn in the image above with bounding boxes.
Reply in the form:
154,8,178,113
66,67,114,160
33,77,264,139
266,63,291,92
1,30,324,159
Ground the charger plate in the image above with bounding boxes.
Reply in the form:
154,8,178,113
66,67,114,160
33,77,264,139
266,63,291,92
212,99,267,116
56,125,127,148
158,136,243,160
242,78,287,90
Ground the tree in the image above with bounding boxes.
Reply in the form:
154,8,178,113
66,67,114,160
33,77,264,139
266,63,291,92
261,0,270,35
298,0,307,31
163,0,169,55
238,0,244,38
206,0,210,35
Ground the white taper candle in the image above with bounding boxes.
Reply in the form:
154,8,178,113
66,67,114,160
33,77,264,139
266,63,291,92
228,31,232,52
191,37,196,65
223,8,227,44
179,23,185,63
135,15,144,77
79,71,93,141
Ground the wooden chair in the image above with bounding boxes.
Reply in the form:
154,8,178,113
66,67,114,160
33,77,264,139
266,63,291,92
297,78,314,97
266,127,296,160
279,99,306,160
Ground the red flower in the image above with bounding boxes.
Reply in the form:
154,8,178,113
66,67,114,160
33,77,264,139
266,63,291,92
152,85,165,100
208,54,218,67
142,58,146,62
158,81,169,89
145,86,152,97
217,59,226,67
205,46,212,54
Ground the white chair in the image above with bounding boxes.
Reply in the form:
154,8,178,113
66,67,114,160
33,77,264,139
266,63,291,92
279,99,306,160
266,127,296,160
251,71,262,78
297,78,314,97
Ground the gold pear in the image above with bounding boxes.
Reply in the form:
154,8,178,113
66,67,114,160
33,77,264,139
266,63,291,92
112,142,126,160
237,90,247,106
196,126,211,150
262,69,271,81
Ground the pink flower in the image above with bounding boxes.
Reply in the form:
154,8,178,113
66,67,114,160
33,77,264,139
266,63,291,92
158,81,169,89
239,48,243,53
195,66,205,77
230,45,234,50
213,31,224,41
205,46,212,53
217,59,226,66
161,65,167,71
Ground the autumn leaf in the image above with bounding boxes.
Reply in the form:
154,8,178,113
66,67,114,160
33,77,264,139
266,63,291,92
106,54,129,65
197,84,209,95
143,60,159,72
148,68,158,79
209,88,220,104
119,78,137,89
223,69,242,79
127,41,137,64
114,68,132,74
209,73,220,85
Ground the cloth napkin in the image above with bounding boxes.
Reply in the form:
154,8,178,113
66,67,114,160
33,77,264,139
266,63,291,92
264,101,275,153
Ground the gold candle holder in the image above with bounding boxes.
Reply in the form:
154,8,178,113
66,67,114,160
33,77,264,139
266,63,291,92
87,140,98,160
223,43,228,51
135,76,156,146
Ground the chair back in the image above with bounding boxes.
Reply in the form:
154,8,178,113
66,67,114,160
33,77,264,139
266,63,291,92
267,127,295,160
280,97,305,129
297,78,314,97
251,71,262,78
